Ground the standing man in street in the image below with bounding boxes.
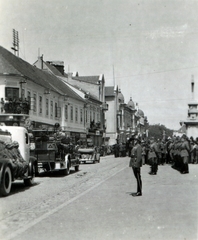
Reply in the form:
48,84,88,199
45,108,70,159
130,136,142,197
180,134,190,174
148,137,159,175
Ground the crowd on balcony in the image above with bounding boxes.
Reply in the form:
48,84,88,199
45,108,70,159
0,98,30,114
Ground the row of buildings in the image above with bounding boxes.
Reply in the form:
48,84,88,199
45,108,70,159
0,45,148,146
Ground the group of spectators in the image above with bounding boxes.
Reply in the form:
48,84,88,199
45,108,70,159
1,97,30,114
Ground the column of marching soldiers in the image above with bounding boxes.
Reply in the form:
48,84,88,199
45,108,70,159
113,134,198,175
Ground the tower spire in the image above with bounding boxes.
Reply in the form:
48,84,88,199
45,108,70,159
191,75,194,100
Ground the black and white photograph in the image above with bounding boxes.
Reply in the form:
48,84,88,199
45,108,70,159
0,1,198,239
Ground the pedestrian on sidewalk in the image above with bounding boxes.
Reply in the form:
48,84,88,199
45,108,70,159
129,136,142,197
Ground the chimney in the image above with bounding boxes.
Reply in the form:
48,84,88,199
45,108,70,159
37,54,43,69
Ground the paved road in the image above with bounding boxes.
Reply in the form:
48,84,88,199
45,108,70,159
1,156,198,240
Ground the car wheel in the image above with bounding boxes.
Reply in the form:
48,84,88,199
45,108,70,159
24,164,35,186
0,166,12,196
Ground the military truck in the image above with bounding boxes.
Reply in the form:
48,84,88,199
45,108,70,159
30,129,80,175
0,126,37,196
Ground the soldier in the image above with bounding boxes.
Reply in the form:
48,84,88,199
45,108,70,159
180,134,190,174
161,139,166,165
114,139,120,158
165,137,173,164
11,141,28,177
3,142,19,177
141,140,146,165
157,139,162,165
148,137,159,175
129,136,142,197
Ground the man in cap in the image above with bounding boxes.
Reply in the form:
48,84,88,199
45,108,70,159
130,136,142,196
148,137,159,175
180,134,190,174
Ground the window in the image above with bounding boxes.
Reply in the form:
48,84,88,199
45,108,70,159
70,105,73,121
25,133,29,144
93,112,95,121
39,96,42,114
5,87,19,100
50,101,53,118
21,88,25,99
85,109,88,123
46,99,49,116
75,107,78,122
80,109,83,123
65,105,68,120
27,91,31,104
55,103,58,118
33,93,37,113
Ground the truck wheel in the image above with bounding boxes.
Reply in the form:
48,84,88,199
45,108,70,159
75,165,79,171
0,166,12,196
24,164,35,186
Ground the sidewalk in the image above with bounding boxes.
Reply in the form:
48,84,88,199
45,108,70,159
15,160,198,240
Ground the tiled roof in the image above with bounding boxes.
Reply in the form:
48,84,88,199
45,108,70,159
0,46,84,101
60,78,102,103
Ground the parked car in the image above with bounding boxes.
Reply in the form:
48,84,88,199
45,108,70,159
78,147,100,164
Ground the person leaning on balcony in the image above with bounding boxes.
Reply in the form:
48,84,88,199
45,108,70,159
129,136,142,197
0,98,4,113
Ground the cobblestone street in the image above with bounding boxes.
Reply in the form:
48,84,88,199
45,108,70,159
1,156,198,240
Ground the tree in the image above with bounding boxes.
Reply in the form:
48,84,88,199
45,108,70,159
147,124,173,140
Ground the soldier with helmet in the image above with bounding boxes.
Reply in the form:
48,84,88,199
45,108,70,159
129,136,142,197
180,134,190,174
148,137,159,175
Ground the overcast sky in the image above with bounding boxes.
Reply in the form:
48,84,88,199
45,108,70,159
1,0,198,130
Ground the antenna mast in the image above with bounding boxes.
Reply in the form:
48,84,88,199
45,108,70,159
11,29,19,57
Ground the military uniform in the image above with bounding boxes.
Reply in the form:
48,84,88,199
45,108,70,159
180,135,190,174
148,138,158,175
130,138,142,196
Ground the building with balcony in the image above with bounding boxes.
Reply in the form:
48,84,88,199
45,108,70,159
0,46,90,144
33,55,107,146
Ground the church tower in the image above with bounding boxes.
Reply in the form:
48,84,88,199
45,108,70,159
181,75,198,138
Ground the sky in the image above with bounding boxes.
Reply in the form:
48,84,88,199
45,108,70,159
1,0,198,130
